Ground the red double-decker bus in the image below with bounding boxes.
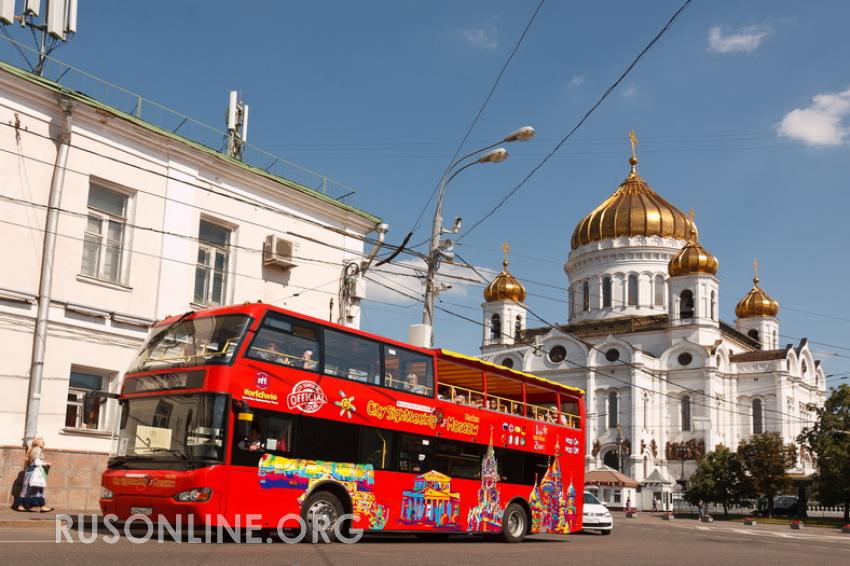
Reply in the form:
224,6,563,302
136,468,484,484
100,302,585,542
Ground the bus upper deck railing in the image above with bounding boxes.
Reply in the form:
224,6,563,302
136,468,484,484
437,383,581,429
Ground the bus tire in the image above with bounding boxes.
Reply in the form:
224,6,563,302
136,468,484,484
500,502,528,543
301,490,345,543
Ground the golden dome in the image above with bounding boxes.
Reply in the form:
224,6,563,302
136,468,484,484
571,131,696,250
735,260,779,318
668,218,718,277
484,243,527,303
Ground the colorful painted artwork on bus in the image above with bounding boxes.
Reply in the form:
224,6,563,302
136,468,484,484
529,438,569,534
566,479,578,531
258,454,387,529
467,431,504,532
399,471,461,528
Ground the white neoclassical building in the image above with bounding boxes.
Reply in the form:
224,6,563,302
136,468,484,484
479,142,826,508
0,60,381,510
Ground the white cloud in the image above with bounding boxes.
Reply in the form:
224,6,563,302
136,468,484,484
569,74,585,87
777,87,850,146
707,25,769,54
364,259,487,307
621,83,638,99
458,18,499,50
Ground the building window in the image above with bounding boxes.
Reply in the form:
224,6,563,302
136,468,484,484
752,399,763,434
515,315,522,340
654,274,664,307
710,291,717,321
568,285,575,318
608,391,619,429
548,345,567,364
605,348,620,362
65,369,111,430
602,276,612,308
490,314,501,341
747,329,759,341
681,395,691,431
194,220,231,306
81,184,128,283
582,281,590,312
501,357,514,369
678,352,693,366
801,360,807,376
680,290,694,319
627,274,638,306
643,394,649,429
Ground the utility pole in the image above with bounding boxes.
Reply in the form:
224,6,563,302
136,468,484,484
338,223,389,327
24,96,73,445
0,1,79,76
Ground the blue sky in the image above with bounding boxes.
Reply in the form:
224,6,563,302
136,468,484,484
2,1,848,386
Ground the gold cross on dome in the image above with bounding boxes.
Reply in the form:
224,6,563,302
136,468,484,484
502,241,510,262
628,130,638,161
753,258,759,280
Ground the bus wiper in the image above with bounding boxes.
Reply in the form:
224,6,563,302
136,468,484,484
149,448,194,467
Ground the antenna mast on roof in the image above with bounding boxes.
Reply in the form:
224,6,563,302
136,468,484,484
225,90,249,161
0,1,79,76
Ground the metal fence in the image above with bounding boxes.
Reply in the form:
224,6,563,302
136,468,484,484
0,35,358,203
672,500,845,518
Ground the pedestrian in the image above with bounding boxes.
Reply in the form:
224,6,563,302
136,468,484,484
697,499,705,519
15,437,53,513
652,496,659,512
625,496,632,515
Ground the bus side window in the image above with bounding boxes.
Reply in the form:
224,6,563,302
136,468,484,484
398,434,433,473
359,427,393,470
494,447,525,484
246,314,321,372
383,346,434,398
524,452,550,485
324,329,381,384
265,415,292,454
434,438,483,479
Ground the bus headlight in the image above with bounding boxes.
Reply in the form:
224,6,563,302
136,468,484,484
101,487,114,500
173,488,212,503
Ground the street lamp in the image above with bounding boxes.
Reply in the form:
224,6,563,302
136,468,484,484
421,126,535,345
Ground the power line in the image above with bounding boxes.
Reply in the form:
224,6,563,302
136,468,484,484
406,0,546,239
363,274,817,427
459,0,694,241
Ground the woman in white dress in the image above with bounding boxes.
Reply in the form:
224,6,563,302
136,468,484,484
15,437,53,512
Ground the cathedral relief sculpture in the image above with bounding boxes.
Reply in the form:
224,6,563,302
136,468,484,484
591,439,602,457
665,439,705,462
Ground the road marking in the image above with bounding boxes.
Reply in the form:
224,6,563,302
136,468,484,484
695,526,710,531
0,539,54,543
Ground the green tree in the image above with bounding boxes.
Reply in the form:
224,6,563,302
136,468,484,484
737,432,796,519
684,446,753,517
797,384,850,524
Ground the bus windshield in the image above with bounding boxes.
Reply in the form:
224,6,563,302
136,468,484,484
129,314,250,372
110,393,228,469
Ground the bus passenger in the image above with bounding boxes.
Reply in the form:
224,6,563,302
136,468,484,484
405,373,427,395
238,425,265,453
256,341,285,363
302,350,318,370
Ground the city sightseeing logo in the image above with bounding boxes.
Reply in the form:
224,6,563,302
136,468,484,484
255,372,269,390
287,381,327,413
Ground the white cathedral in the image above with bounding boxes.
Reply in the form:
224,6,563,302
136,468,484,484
479,138,826,495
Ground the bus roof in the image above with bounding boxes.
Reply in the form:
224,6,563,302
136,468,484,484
437,349,585,397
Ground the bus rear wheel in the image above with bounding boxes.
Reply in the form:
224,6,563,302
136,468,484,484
301,490,344,543
500,503,528,543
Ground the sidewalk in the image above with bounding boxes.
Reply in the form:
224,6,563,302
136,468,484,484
0,507,94,526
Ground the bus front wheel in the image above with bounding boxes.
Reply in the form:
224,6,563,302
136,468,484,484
500,503,528,543
301,490,345,543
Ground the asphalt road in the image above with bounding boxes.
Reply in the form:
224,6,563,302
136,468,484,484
1,515,848,566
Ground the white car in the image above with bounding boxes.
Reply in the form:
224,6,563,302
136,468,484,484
582,492,613,535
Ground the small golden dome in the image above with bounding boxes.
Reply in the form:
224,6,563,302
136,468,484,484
571,131,696,250
668,216,718,277
735,260,779,318
484,243,527,303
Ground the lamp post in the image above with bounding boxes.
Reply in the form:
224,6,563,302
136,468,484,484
421,126,535,346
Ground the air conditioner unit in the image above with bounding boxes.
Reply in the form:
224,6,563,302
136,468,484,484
263,235,297,269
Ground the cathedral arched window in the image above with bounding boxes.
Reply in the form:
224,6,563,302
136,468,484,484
747,329,759,341
582,281,590,312
515,315,522,340
608,391,619,429
801,360,807,376
752,398,763,434
680,290,694,319
490,314,501,341
681,395,691,431
569,285,575,318
654,274,664,307
627,274,638,306
602,276,612,308
710,291,717,321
